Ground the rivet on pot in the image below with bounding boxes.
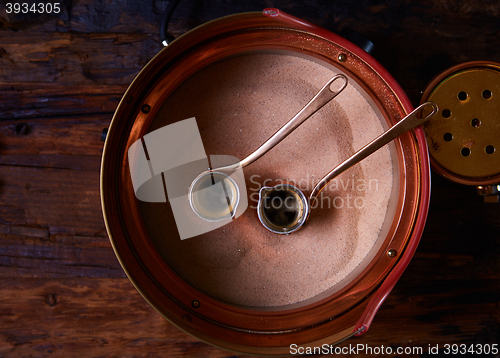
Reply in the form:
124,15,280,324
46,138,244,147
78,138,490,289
141,104,151,113
338,53,347,63
191,300,200,309
387,249,397,258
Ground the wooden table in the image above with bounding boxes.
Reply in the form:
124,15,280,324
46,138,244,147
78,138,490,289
1,1,499,357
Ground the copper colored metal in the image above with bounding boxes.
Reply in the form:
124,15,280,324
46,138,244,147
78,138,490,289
101,8,431,356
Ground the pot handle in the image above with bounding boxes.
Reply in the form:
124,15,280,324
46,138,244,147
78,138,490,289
353,125,431,335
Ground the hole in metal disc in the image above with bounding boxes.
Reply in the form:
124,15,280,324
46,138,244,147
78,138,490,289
443,132,453,142
458,91,468,101
442,109,451,118
461,147,471,157
485,145,495,154
471,118,481,128
482,89,492,99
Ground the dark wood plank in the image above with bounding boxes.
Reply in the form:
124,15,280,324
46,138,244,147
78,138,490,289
0,82,127,119
0,165,105,235
0,278,240,358
0,234,122,278
0,114,113,277
1,0,500,356
0,115,110,170
0,32,159,85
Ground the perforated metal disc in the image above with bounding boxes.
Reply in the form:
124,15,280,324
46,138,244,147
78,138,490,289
421,62,500,185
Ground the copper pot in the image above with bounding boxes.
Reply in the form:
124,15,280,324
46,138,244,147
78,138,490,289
101,9,430,355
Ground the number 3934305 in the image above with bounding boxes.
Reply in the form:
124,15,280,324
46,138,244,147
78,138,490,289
5,2,61,14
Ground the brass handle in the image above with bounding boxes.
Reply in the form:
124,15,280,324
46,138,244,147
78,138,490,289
309,102,439,205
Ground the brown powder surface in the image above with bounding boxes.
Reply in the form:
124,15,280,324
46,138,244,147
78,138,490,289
139,53,394,307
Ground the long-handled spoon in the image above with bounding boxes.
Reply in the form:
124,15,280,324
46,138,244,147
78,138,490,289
257,101,438,234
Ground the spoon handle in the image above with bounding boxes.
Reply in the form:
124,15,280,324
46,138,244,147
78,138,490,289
309,101,438,203
239,74,348,168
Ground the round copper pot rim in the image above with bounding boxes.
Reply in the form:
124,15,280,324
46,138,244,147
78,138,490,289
421,60,500,186
101,9,430,355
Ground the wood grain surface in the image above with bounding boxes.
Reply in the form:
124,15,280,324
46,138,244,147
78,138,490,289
1,0,499,357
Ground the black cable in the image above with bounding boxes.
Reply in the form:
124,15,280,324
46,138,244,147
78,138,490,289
159,0,182,46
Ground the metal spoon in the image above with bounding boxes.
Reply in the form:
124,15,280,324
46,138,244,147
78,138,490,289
239,74,348,168
257,101,438,234
189,74,348,221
